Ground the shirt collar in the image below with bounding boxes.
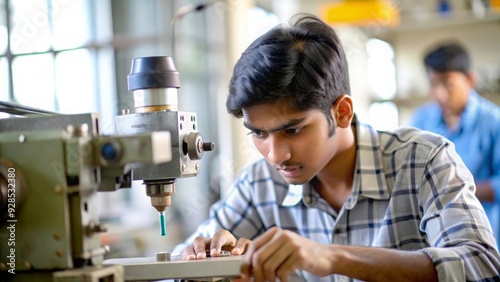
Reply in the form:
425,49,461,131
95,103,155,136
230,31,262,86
345,116,391,209
435,90,479,133
460,90,480,132
281,115,391,209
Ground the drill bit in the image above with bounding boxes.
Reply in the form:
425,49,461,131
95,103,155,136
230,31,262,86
159,211,167,236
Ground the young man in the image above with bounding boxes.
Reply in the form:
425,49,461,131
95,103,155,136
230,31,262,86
410,42,500,248
173,14,500,281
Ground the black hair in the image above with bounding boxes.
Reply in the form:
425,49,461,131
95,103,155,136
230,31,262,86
226,13,350,135
424,41,471,75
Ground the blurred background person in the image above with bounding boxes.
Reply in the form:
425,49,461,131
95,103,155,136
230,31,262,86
409,41,500,247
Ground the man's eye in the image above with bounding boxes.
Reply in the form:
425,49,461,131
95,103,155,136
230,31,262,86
285,128,302,135
248,131,266,138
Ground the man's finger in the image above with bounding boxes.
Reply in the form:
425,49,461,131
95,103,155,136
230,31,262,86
251,227,280,250
240,228,280,279
193,236,212,259
210,230,236,256
181,246,197,261
232,238,252,255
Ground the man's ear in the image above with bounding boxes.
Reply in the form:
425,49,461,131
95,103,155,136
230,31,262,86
466,71,477,88
332,94,354,128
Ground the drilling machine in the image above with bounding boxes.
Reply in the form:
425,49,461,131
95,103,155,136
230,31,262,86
0,56,223,281
115,56,215,235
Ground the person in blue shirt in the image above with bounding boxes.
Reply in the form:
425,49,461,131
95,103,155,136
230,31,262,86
410,41,500,247
174,15,500,281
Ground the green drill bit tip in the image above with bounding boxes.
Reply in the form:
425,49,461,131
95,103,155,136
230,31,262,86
159,212,167,236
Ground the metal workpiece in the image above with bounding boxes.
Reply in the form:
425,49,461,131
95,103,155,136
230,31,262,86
207,250,232,257
155,252,171,262
104,255,244,281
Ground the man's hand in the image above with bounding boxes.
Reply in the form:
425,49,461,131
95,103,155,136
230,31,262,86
181,230,252,260
240,227,333,282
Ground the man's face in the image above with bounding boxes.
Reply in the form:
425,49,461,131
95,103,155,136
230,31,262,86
242,100,338,185
427,70,474,117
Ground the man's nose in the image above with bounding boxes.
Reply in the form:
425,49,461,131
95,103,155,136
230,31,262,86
267,135,291,165
432,85,449,104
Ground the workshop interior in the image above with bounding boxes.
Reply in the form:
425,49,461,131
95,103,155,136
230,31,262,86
1,0,499,281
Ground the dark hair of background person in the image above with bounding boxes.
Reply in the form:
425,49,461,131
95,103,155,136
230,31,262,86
424,41,471,75
226,13,350,136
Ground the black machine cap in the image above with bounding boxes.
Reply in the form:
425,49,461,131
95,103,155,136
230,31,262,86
128,56,181,91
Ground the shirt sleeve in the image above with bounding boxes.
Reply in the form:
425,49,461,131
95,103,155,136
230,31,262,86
417,140,500,281
172,168,264,255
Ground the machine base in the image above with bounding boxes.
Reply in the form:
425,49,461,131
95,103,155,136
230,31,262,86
104,255,243,281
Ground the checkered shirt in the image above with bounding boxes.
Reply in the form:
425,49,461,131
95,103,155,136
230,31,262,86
174,117,500,281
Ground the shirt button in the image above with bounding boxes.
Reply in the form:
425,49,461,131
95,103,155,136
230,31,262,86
303,196,311,204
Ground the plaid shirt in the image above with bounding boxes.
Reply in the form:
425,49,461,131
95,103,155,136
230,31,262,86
174,118,500,281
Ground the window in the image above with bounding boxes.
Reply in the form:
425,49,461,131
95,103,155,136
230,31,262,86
12,53,54,110
0,57,8,101
1,0,115,127
55,49,97,114
0,0,6,54
368,102,399,131
0,56,8,118
366,38,396,100
366,38,399,130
